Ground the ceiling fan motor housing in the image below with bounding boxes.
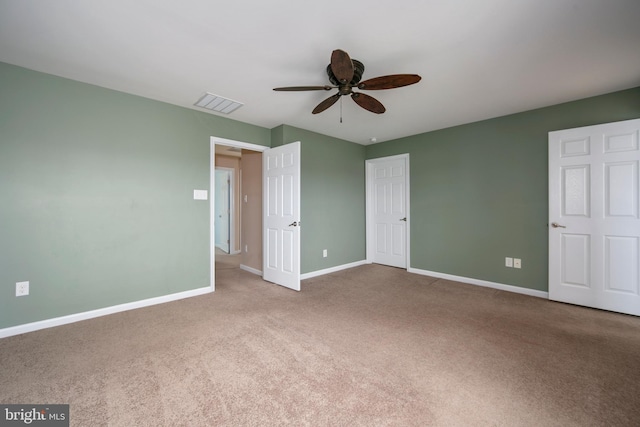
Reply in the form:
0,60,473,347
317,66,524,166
327,59,365,86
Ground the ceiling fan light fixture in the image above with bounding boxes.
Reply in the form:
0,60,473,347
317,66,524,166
194,92,243,114
273,49,421,116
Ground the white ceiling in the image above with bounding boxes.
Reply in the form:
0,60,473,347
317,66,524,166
1,0,639,145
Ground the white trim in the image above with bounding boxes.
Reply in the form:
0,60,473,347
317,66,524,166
405,157,411,270
365,154,410,268
210,136,268,292
408,267,549,299
240,264,263,276
211,136,269,152
301,260,368,280
0,287,212,339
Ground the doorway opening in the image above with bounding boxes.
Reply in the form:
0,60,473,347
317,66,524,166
210,137,268,292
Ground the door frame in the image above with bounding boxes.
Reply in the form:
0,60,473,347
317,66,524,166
210,136,268,292
365,153,411,269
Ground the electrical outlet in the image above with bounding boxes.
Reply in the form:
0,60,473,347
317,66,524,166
514,258,522,269
245,245,248,253
505,257,513,268
323,249,328,258
16,281,29,297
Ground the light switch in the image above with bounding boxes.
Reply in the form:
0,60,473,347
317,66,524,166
193,189,208,200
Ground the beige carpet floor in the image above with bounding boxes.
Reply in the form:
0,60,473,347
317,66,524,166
1,264,640,426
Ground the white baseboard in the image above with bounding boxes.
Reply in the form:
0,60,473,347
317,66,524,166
408,268,549,299
301,260,368,280
0,286,213,339
1,267,547,339
240,264,262,276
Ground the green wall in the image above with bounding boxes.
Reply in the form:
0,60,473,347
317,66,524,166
0,62,270,329
367,87,640,292
2,59,638,330
272,125,366,274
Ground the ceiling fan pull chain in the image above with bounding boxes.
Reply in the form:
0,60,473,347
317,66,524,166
340,96,343,123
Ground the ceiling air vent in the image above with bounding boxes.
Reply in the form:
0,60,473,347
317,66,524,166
194,92,243,114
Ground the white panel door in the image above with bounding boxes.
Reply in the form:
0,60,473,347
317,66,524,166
549,118,640,316
367,155,409,268
263,141,301,291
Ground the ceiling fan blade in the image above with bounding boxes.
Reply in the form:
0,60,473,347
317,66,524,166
331,49,354,84
351,93,385,114
357,74,422,90
273,85,334,91
312,94,341,114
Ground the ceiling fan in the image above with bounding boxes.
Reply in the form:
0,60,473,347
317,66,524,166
273,49,421,115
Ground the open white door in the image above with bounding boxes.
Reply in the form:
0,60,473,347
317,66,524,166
549,118,640,316
214,168,231,253
263,141,301,291
366,154,409,268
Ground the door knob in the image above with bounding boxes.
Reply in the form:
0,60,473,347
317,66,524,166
288,221,299,227
400,217,407,222
551,222,566,228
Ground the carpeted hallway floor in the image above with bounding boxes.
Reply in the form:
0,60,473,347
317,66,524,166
1,264,639,426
